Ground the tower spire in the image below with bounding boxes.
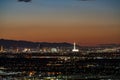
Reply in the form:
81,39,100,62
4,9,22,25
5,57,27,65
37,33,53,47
72,42,79,52
74,42,76,49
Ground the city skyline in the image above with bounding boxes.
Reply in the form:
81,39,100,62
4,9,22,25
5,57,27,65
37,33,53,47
0,0,120,46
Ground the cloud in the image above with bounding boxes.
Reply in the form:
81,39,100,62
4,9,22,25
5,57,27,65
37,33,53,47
17,0,95,3
76,0,95,1
18,0,31,2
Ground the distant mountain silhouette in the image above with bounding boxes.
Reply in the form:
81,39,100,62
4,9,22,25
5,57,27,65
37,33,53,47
0,39,73,48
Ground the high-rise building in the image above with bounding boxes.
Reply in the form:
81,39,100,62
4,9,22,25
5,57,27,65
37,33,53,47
72,42,79,52
0,46,3,52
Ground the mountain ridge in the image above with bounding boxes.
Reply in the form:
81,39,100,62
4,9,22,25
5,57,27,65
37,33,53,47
0,39,73,48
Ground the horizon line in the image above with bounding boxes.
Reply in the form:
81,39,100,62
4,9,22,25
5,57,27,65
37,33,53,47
0,38,120,47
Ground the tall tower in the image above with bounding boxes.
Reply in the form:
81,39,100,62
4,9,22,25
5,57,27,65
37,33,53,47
0,46,3,52
72,42,79,52
73,42,76,50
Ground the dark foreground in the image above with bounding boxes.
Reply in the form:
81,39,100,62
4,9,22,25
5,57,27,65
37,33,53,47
0,57,120,80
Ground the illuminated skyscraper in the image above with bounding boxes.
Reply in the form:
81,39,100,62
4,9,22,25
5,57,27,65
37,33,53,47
0,46,3,52
72,42,79,52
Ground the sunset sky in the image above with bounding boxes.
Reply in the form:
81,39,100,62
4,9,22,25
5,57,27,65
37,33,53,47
0,0,120,46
